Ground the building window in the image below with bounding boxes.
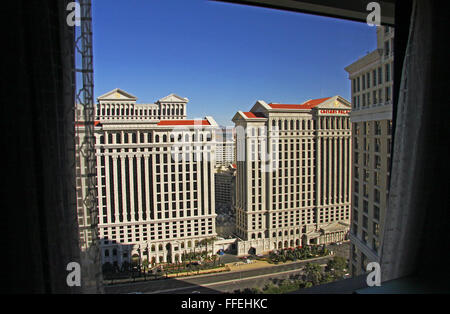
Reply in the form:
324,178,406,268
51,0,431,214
375,156,381,169
384,40,390,56
363,200,369,213
374,171,380,186
385,64,391,82
373,222,379,236
375,138,381,152
374,205,380,221
362,231,368,243
374,189,380,203
363,215,368,229
375,121,381,135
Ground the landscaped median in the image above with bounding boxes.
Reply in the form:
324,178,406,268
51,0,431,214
265,244,331,264
166,264,231,278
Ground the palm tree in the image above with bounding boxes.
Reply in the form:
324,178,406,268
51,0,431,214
211,254,218,267
303,262,322,285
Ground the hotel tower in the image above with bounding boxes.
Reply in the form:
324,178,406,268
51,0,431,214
232,96,352,256
345,25,394,276
76,88,218,267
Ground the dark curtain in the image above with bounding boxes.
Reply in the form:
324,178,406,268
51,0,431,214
380,0,450,285
3,0,81,293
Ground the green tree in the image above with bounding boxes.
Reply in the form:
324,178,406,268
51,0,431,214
141,259,149,272
325,256,348,279
303,263,323,285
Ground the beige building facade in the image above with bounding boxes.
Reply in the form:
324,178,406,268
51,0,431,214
77,88,218,267
232,96,352,256
345,26,394,276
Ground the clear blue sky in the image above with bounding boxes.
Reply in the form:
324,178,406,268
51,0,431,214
92,0,377,126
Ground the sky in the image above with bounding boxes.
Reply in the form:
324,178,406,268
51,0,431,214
92,0,377,126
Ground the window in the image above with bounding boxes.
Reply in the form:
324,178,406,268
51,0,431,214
375,121,381,135
374,206,380,220
374,189,380,203
362,230,368,243
375,156,381,169
385,63,391,82
375,138,381,152
384,40,390,56
373,222,379,236
363,200,369,213
374,171,380,186
363,215,368,229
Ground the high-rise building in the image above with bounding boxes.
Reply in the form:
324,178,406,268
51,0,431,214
75,104,97,251
345,26,394,276
76,88,219,267
215,127,236,168
215,164,237,238
232,96,352,256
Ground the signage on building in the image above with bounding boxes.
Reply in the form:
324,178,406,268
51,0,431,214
319,109,350,115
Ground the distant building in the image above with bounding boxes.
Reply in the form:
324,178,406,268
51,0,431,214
76,88,218,267
215,164,237,238
232,96,352,256
344,26,394,276
215,127,236,168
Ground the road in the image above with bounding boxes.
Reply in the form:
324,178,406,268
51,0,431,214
105,241,350,294
105,255,332,294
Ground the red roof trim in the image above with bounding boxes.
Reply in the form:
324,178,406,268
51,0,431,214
157,119,210,126
243,112,266,118
75,121,101,127
268,97,331,110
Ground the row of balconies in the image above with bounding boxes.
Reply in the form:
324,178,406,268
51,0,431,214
352,100,392,111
